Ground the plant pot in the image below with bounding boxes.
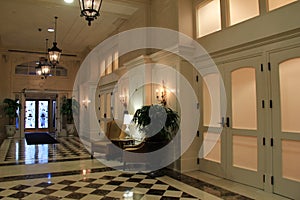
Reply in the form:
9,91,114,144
66,123,75,136
5,125,16,138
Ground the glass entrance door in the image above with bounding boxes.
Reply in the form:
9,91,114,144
270,48,300,199
199,56,265,189
199,72,226,177
25,100,49,132
224,58,265,189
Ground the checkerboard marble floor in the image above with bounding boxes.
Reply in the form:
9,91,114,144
0,137,91,165
0,170,202,200
0,137,290,200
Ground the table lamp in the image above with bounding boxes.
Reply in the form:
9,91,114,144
123,114,133,137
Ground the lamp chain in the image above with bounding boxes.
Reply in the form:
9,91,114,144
54,16,58,43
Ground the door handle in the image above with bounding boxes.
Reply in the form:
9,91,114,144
219,117,225,127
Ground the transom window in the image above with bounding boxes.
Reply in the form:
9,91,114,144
267,0,298,11
228,0,260,26
196,0,298,38
196,0,221,38
100,50,119,77
15,61,67,76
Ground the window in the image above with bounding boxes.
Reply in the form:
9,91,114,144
268,0,297,11
100,50,119,77
228,0,260,26
196,0,221,38
15,61,67,76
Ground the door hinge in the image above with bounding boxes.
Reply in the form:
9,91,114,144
263,137,266,146
226,117,230,128
270,100,273,108
271,176,274,185
262,100,265,108
196,75,199,82
261,64,264,72
271,138,274,147
197,103,200,110
197,158,200,165
197,131,200,137
263,174,266,183
268,62,271,71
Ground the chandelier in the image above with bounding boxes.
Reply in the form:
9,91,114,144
79,0,103,26
36,39,52,79
48,16,62,65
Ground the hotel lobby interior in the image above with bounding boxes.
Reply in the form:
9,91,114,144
0,0,300,199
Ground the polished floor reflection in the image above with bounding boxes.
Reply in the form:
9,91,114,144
0,137,290,200
0,137,90,165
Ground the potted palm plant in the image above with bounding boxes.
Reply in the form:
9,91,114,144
132,104,179,143
60,97,79,136
3,98,21,138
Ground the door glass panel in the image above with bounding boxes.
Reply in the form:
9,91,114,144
231,68,257,130
100,60,105,77
25,101,36,129
282,140,300,182
203,74,221,127
279,58,300,133
52,100,56,128
106,93,111,118
113,51,119,71
16,100,20,129
38,101,48,129
228,0,259,26
268,0,297,11
203,132,221,163
106,55,112,75
233,135,257,171
100,95,105,118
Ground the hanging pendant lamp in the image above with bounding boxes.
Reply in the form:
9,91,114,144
37,39,52,79
48,16,62,65
79,0,103,26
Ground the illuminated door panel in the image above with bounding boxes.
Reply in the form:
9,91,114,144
231,68,257,130
25,101,36,129
25,100,49,130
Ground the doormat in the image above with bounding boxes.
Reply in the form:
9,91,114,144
25,133,59,145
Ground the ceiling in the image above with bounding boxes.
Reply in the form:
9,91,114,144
0,0,148,57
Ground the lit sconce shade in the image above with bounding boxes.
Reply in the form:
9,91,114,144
123,114,133,125
82,99,91,109
155,81,167,106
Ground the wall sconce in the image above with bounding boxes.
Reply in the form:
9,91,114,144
82,99,91,109
155,81,167,106
119,94,127,109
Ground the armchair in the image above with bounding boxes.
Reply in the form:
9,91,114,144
91,120,124,159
